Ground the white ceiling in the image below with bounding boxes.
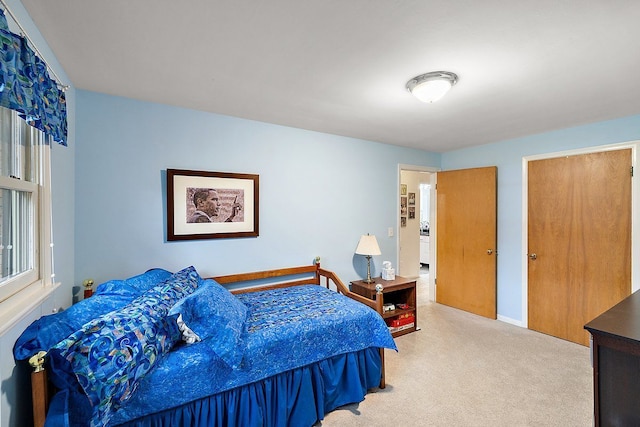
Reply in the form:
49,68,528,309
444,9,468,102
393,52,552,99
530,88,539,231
18,0,640,152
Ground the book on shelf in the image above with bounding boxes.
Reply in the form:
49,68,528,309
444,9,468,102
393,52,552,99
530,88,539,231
388,322,415,334
388,313,415,328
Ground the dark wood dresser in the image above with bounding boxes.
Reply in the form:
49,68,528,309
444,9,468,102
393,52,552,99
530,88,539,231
584,290,640,426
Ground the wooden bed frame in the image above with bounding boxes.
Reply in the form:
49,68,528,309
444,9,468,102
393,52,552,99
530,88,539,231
28,262,386,427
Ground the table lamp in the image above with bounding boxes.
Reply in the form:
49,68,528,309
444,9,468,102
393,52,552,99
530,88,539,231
355,234,381,283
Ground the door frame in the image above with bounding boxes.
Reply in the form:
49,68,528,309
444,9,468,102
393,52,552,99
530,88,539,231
398,164,439,301
521,140,640,328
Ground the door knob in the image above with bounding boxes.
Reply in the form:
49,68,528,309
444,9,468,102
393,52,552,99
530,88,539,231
487,249,493,255
529,253,537,260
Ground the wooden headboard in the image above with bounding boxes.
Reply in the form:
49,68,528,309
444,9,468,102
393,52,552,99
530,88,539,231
212,262,383,313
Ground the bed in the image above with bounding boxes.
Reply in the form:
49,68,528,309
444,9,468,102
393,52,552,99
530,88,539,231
14,262,396,427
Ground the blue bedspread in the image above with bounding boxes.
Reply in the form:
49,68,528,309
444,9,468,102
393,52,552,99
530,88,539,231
110,285,396,425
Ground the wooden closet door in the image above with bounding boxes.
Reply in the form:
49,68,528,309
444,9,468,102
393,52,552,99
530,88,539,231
528,149,631,346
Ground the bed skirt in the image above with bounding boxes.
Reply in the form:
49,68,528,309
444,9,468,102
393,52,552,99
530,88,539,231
113,347,382,427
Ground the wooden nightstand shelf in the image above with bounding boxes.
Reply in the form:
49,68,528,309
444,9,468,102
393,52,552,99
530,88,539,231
350,276,417,337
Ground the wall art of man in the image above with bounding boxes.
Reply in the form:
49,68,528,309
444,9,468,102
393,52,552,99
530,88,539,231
187,188,242,223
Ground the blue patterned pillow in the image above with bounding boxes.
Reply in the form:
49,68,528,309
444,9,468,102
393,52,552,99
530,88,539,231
13,268,172,361
48,266,202,427
94,268,172,297
169,279,248,368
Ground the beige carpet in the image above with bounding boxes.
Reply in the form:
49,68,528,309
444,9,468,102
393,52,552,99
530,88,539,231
319,276,593,427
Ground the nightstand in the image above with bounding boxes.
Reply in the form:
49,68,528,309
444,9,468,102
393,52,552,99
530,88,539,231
350,276,417,337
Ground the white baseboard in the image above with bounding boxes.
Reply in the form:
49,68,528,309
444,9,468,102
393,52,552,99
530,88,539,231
497,314,524,328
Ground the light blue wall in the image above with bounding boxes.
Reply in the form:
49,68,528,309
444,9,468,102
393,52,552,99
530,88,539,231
75,90,440,286
441,114,640,322
75,89,640,323
50,95,76,307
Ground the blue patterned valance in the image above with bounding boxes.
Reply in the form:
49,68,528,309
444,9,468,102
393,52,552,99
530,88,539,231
0,8,67,146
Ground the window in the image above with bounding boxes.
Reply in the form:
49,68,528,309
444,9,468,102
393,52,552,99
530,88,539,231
0,106,52,305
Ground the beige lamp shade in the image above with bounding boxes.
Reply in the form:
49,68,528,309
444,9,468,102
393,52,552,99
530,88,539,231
355,234,381,256
355,234,380,283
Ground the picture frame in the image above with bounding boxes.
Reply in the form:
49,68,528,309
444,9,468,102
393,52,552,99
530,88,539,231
408,192,415,205
400,196,407,216
401,184,407,195
167,169,259,241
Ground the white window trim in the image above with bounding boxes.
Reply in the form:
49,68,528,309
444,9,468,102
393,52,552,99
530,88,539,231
0,140,57,337
0,175,39,302
0,280,59,336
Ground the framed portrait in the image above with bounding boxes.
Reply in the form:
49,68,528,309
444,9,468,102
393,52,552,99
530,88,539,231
400,196,407,215
401,184,407,195
401,216,407,227
167,169,259,241
409,206,416,219
408,192,415,205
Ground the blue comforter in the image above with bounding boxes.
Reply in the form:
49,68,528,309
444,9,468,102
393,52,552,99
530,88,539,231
110,285,396,425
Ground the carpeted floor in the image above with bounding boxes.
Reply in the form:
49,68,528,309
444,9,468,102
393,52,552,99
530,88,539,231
318,275,593,426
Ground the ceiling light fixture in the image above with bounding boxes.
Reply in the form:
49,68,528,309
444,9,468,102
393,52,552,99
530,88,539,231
406,71,458,103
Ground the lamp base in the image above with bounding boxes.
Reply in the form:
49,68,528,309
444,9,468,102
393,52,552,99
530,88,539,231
365,256,375,283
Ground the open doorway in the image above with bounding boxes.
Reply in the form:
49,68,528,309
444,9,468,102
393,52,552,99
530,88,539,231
419,182,430,277
398,165,437,303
